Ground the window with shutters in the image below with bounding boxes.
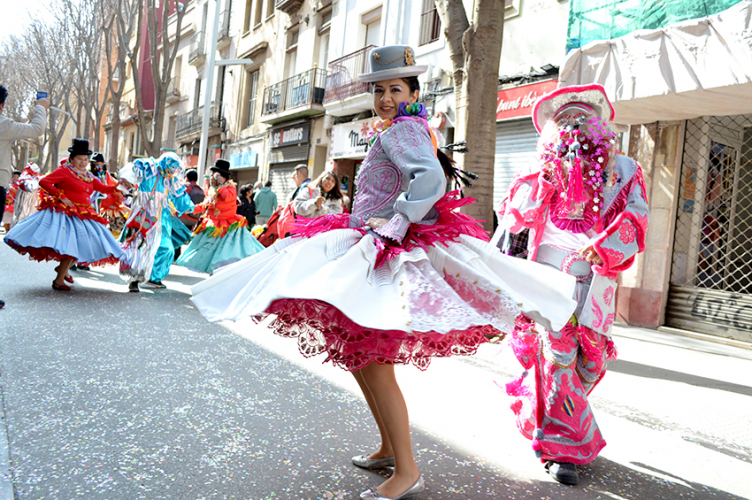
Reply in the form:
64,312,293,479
253,0,263,27
419,0,441,46
362,7,382,47
243,0,252,32
246,70,260,127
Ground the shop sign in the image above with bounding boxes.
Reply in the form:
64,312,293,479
331,118,373,159
229,151,258,170
182,154,198,168
496,79,558,121
271,122,310,148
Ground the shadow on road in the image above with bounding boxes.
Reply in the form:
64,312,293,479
609,359,752,397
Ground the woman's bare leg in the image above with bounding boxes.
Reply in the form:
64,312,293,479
352,369,394,459
54,258,74,286
360,362,420,498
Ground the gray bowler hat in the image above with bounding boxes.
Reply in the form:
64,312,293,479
358,45,428,83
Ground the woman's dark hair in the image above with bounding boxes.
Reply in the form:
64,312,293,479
0,85,7,105
402,76,421,94
265,180,272,187
239,184,253,198
315,171,344,200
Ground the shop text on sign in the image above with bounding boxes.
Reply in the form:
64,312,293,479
496,79,558,121
271,122,310,148
330,118,372,159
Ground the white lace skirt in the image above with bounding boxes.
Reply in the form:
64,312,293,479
191,229,577,370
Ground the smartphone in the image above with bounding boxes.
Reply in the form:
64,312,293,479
36,91,48,100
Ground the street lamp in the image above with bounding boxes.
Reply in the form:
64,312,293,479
196,0,253,182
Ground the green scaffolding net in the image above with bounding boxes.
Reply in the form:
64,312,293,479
566,0,744,51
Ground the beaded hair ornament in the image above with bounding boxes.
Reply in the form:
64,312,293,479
538,104,618,233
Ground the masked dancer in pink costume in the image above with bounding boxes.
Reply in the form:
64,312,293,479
190,46,579,500
496,84,649,485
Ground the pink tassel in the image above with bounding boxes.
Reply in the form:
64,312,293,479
606,339,618,360
567,157,587,206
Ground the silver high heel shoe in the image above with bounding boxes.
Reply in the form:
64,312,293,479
352,454,395,469
360,475,425,499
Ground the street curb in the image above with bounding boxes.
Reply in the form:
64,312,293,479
613,323,752,361
657,325,752,351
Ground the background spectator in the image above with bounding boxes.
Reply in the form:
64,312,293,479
237,184,257,228
254,180,277,226
180,169,205,230
293,171,344,218
0,84,49,309
289,164,311,202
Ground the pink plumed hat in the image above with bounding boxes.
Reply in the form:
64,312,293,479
532,84,615,133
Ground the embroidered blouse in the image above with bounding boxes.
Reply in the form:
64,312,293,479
351,118,446,244
39,166,117,224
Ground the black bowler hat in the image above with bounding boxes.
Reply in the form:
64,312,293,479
210,158,231,179
91,152,105,163
68,138,93,156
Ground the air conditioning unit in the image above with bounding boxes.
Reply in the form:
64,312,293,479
264,102,279,114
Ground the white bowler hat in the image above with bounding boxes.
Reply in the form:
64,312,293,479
358,45,428,83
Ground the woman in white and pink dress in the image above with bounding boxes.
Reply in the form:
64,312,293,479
190,45,577,500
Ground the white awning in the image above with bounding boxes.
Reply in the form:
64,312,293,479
559,0,752,124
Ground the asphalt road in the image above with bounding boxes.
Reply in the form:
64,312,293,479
1,239,751,500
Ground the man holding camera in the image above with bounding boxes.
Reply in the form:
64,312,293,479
0,85,50,309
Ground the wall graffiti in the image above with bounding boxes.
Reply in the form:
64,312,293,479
690,292,752,332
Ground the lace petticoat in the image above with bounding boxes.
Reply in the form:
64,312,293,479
257,298,503,371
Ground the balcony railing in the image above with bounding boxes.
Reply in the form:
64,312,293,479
166,77,181,103
176,104,223,138
261,68,327,116
324,45,375,104
217,10,231,42
189,31,206,64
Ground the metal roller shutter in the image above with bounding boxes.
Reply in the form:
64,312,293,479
667,114,752,341
269,165,297,204
494,119,540,211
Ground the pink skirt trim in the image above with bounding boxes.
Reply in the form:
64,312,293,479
258,298,500,371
